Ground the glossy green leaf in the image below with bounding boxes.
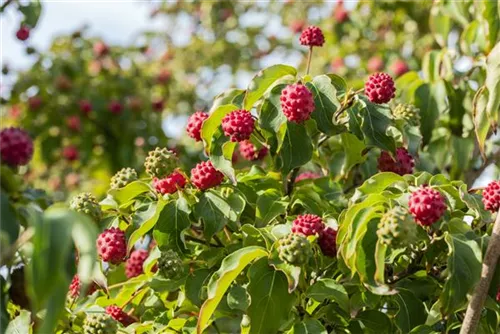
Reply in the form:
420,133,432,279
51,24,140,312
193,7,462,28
480,0,499,52
210,133,237,184
306,75,343,135
354,172,406,197
210,89,246,112
276,121,313,175
107,181,152,205
472,86,490,159
392,290,427,333
429,3,451,47
153,197,191,254
5,310,31,334
227,285,249,311
201,104,238,152
0,191,19,246
185,269,211,307
287,318,327,334
128,201,167,252
356,96,396,153
255,189,288,227
485,41,500,127
305,278,349,312
356,310,392,333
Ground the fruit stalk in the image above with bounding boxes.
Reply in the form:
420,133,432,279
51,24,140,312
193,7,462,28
460,211,500,334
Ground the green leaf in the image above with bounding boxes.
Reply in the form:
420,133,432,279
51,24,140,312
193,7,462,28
209,128,236,183
153,197,191,254
128,201,167,252
287,319,327,334
354,172,406,197
201,104,238,152
480,0,499,52
422,51,441,83
258,84,288,149
306,75,343,135
0,191,19,245
305,278,349,312
210,89,246,112
414,82,443,146
255,189,288,227
227,285,249,311
19,0,42,28
197,246,268,333
185,269,211,307
440,233,482,314
429,3,451,47
472,86,490,160
107,181,152,206
460,20,486,54
391,290,427,333
356,310,392,333
269,246,301,292
485,41,500,127
5,310,31,334
247,258,296,334
276,122,313,175
244,64,297,110
408,325,438,334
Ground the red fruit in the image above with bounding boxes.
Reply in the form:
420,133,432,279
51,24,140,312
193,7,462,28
334,6,349,23
377,147,414,176
299,26,325,47
319,227,337,257
63,145,79,162
280,84,315,123
186,111,209,142
66,116,81,132
79,100,92,115
289,20,305,34
390,59,409,77
238,140,268,161
16,26,30,41
156,69,171,84
364,72,396,104
93,41,109,57
125,249,149,278
55,75,72,91
108,100,122,114
330,57,344,71
482,180,500,213
68,275,97,298
28,96,42,110
221,110,255,142
190,161,224,190
151,99,164,112
97,227,127,264
153,171,187,195
367,56,384,73
292,214,324,236
295,172,322,182
409,186,446,226
105,305,135,326
0,127,33,167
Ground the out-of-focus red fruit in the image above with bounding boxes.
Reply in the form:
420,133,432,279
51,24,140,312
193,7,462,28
151,99,164,112
108,100,123,115
330,57,344,72
377,147,414,176
334,5,349,23
16,26,30,41
63,145,79,162
289,20,306,34
55,75,72,91
0,127,34,167
79,100,92,115
156,69,171,84
220,8,233,21
390,59,409,77
65,172,80,188
9,105,21,119
28,96,42,111
319,227,337,257
66,116,81,132
367,56,384,73
88,60,102,75
93,41,109,57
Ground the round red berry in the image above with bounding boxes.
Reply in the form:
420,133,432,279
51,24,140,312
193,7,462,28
28,96,42,110
68,275,97,298
221,110,255,142
334,6,349,23
66,116,81,132
295,172,322,182
186,111,208,142
108,100,122,114
156,69,171,84
238,140,268,161
408,186,446,226
319,227,337,257
299,26,325,47
97,227,127,264
105,305,135,326
378,147,414,176
289,20,305,34
63,145,79,162
16,26,30,41
482,180,500,213
280,84,315,123
367,56,384,73
292,214,324,236
79,100,92,115
365,73,396,104
190,161,224,190
125,249,149,278
0,127,33,167
390,59,409,77
153,171,187,195
151,99,164,112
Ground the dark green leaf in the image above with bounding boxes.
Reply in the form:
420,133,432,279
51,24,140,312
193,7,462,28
306,75,344,135
392,290,427,333
305,278,349,312
276,122,313,174
287,318,327,334
153,197,191,254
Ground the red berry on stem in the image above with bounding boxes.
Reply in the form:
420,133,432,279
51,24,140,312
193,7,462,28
408,186,446,226
66,116,81,132
79,100,92,115
365,72,396,104
292,214,324,236
97,227,127,264
153,171,187,195
186,111,208,142
319,227,337,257
16,25,30,41
0,127,33,167
28,96,42,110
63,145,79,162
299,26,325,47
156,69,171,84
93,41,109,57
68,275,97,298
238,140,268,161
482,180,500,213
125,249,149,278
190,161,224,190
151,99,164,112
280,84,315,123
108,100,122,115
378,147,414,176
221,110,255,142
105,305,135,326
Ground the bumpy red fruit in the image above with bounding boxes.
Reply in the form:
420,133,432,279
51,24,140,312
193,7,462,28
0,127,33,167
79,99,92,114
364,73,396,104
390,59,409,77
221,110,255,142
190,161,224,190
69,275,97,298
377,147,414,175
63,145,79,162
16,26,30,41
108,100,122,114
238,140,268,161
125,249,148,278
482,180,500,213
295,171,322,182
292,214,324,236
186,111,208,142
153,171,187,195
299,26,325,47
408,186,446,226
319,227,337,257
105,305,135,326
280,84,315,123
97,227,127,264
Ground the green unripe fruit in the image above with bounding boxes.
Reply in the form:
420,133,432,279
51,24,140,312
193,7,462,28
278,234,312,266
70,193,102,222
144,147,178,178
393,103,420,126
110,167,138,189
83,313,117,334
377,206,418,248
158,250,184,279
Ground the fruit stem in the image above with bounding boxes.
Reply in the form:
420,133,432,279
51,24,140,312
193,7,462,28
185,234,222,248
306,46,313,75
286,167,301,196
460,211,500,334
